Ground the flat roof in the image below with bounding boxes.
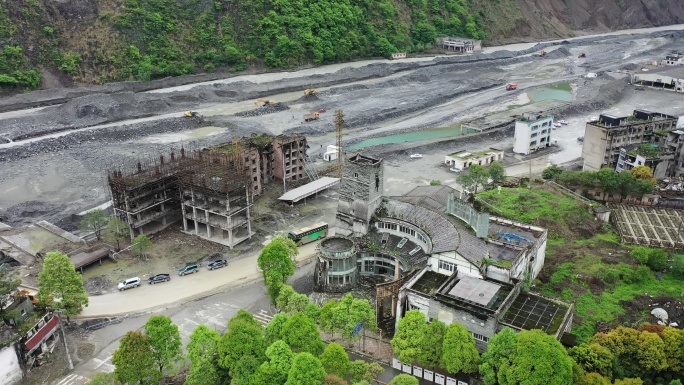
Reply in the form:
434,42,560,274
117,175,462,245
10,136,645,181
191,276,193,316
448,275,501,307
278,177,340,202
410,270,450,296
500,292,570,335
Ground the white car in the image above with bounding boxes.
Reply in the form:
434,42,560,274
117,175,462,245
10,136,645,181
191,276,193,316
118,277,141,291
553,123,562,128
590,117,598,122
409,154,423,159
557,120,568,125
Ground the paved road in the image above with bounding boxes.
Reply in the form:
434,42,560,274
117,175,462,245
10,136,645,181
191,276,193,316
77,240,321,318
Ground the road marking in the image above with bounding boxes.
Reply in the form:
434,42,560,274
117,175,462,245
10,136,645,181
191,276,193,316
94,355,113,370
184,318,200,326
253,310,274,326
55,373,86,385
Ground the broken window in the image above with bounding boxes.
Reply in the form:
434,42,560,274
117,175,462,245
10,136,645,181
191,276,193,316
375,174,380,192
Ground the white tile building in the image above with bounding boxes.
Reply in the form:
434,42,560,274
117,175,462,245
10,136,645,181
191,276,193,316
513,113,554,155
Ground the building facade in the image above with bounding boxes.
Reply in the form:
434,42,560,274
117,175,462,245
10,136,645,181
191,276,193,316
444,148,504,171
631,66,684,93
513,113,554,155
663,53,684,66
582,110,678,172
615,143,674,179
336,154,384,236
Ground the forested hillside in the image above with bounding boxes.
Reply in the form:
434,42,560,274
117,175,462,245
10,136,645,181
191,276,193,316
0,0,681,90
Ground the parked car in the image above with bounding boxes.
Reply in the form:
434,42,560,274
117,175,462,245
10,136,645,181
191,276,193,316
148,274,171,284
118,277,141,291
179,263,200,276
557,119,568,125
552,122,562,128
207,260,227,271
409,154,423,159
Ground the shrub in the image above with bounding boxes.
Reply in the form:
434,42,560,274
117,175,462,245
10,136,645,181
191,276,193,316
670,254,684,278
627,265,654,284
631,247,650,265
430,180,441,186
647,249,668,271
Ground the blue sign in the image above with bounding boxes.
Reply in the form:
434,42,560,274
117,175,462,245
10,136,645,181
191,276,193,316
353,321,363,337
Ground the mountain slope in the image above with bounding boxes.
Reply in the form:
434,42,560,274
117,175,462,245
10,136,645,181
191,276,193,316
0,0,681,91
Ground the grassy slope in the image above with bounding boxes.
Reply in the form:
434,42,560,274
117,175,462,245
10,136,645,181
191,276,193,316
477,184,684,342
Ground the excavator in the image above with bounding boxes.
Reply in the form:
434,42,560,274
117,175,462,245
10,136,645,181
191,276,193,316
304,89,318,96
539,50,546,57
184,111,198,117
255,99,276,107
578,52,586,58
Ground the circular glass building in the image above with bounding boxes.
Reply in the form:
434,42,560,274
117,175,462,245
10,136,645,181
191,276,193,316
314,237,358,292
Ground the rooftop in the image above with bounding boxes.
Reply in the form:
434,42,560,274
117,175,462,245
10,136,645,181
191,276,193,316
500,292,571,335
644,65,684,79
348,153,382,165
278,177,340,202
448,275,501,307
394,185,453,213
366,232,428,269
448,148,502,160
409,270,450,296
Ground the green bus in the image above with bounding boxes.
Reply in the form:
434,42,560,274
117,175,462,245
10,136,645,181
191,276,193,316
288,222,329,246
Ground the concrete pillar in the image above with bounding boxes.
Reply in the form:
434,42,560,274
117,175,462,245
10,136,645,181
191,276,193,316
394,257,400,280
161,203,167,226
123,195,135,241
245,188,252,239
205,210,212,238
228,225,234,249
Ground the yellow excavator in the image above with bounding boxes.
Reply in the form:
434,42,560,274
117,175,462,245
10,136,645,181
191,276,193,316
254,99,276,107
184,111,198,117
304,89,317,96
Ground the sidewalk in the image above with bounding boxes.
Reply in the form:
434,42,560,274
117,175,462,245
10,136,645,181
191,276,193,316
76,241,320,318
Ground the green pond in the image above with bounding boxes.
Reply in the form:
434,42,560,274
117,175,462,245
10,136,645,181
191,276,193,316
527,83,573,103
347,125,477,150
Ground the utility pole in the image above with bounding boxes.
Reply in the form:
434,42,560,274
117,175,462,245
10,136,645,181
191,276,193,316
55,310,74,370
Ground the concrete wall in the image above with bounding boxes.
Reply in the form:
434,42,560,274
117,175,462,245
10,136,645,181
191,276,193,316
582,123,609,171
430,251,481,278
336,155,384,235
0,343,22,385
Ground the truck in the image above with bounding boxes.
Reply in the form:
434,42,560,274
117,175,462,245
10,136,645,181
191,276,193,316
304,112,320,121
506,83,518,90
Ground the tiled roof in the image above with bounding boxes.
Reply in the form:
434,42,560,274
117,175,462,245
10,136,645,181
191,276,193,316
382,199,487,264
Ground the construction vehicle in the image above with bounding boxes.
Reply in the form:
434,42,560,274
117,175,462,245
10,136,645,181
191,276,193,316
304,112,320,121
539,50,546,57
506,83,518,91
184,111,198,117
254,99,276,107
303,89,317,96
578,52,586,58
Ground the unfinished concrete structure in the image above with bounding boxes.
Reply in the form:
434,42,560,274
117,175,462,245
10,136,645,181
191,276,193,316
108,134,308,247
438,37,482,53
615,143,674,178
336,153,384,236
632,66,684,92
444,148,504,171
582,109,678,172
608,203,684,249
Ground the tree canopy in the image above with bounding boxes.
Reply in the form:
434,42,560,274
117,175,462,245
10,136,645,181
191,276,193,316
391,310,426,364
112,331,159,385
282,312,324,356
258,237,298,302
37,251,88,319
388,374,419,385
105,217,131,250
320,342,350,378
144,315,182,374
440,323,480,374
132,234,153,260
186,324,221,385
418,319,446,368
80,209,109,240
255,340,295,385
285,352,326,385
497,329,573,385
459,164,489,193
219,310,265,375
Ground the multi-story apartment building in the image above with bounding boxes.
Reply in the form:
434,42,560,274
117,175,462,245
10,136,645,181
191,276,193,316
582,109,678,172
513,113,554,155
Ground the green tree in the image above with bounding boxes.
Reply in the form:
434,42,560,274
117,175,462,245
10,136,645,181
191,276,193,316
231,354,261,385
37,251,88,321
219,310,265,375
661,326,683,372
81,209,109,240
418,319,446,368
542,165,564,180
285,352,326,385
186,325,221,385
331,293,377,342
388,374,419,385
583,372,611,385
440,323,480,374
265,312,290,347
671,254,684,278
596,168,620,194
498,330,573,385
669,380,683,385
144,315,182,374
255,340,295,385
630,247,650,265
630,166,656,184
105,217,131,251
320,300,340,336
646,248,669,271
391,310,426,364
112,331,159,385
84,372,118,385
568,343,614,378
258,237,297,302
635,330,668,373
488,161,506,185
282,312,324,355
277,285,311,314
0,268,21,318
320,343,350,378
479,328,517,385
459,164,489,193
131,234,153,260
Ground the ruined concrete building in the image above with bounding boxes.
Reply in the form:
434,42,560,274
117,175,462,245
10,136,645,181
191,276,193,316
316,153,572,350
107,134,308,247
581,110,679,176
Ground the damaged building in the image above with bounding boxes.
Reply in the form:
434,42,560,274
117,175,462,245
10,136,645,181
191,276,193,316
315,153,572,349
582,109,679,175
108,134,309,247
